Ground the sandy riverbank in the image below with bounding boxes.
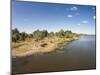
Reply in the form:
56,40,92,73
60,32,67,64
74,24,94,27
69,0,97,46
12,36,80,57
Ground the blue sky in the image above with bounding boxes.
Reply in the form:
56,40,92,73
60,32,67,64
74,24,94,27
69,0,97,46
12,0,96,34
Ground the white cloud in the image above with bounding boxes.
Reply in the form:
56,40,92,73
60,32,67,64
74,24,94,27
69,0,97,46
82,20,88,24
70,6,78,11
77,23,81,26
67,14,73,18
93,16,96,19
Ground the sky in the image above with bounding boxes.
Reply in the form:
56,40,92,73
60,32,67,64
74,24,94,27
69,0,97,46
12,0,96,34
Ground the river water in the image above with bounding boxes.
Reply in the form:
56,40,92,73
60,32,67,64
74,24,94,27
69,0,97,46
12,35,96,74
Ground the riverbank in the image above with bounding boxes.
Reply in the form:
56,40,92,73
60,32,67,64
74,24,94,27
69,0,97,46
12,36,80,57
12,35,95,74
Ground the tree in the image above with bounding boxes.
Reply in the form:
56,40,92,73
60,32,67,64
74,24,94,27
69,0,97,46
12,28,20,42
64,30,73,38
12,28,19,34
65,30,72,34
42,30,48,37
29,34,33,38
33,30,48,41
57,29,65,37
49,32,55,37
33,30,42,41
20,32,28,41
12,27,78,42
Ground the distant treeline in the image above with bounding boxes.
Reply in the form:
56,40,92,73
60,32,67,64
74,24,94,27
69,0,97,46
12,28,79,42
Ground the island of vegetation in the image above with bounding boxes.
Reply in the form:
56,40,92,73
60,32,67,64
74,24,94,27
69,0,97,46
12,28,80,57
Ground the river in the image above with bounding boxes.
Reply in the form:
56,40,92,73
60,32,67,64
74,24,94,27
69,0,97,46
12,35,96,74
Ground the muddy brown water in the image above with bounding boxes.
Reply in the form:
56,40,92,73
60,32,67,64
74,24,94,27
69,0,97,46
12,35,96,74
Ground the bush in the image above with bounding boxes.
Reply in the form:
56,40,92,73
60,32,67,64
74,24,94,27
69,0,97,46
12,28,79,42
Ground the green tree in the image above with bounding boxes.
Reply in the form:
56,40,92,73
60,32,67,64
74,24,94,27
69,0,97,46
42,30,48,37
12,28,20,42
12,28,19,34
20,32,28,41
56,29,65,37
49,32,55,37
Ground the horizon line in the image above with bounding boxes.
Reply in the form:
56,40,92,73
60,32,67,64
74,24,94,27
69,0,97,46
12,28,95,35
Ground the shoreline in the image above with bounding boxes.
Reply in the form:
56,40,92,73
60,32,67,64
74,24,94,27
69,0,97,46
12,36,80,58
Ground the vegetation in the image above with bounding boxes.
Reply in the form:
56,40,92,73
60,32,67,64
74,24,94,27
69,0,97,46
12,28,79,42
12,28,80,57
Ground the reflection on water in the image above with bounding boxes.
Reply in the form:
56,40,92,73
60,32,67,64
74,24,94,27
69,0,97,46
12,35,96,74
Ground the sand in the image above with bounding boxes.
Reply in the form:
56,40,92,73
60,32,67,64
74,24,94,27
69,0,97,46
12,36,79,57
